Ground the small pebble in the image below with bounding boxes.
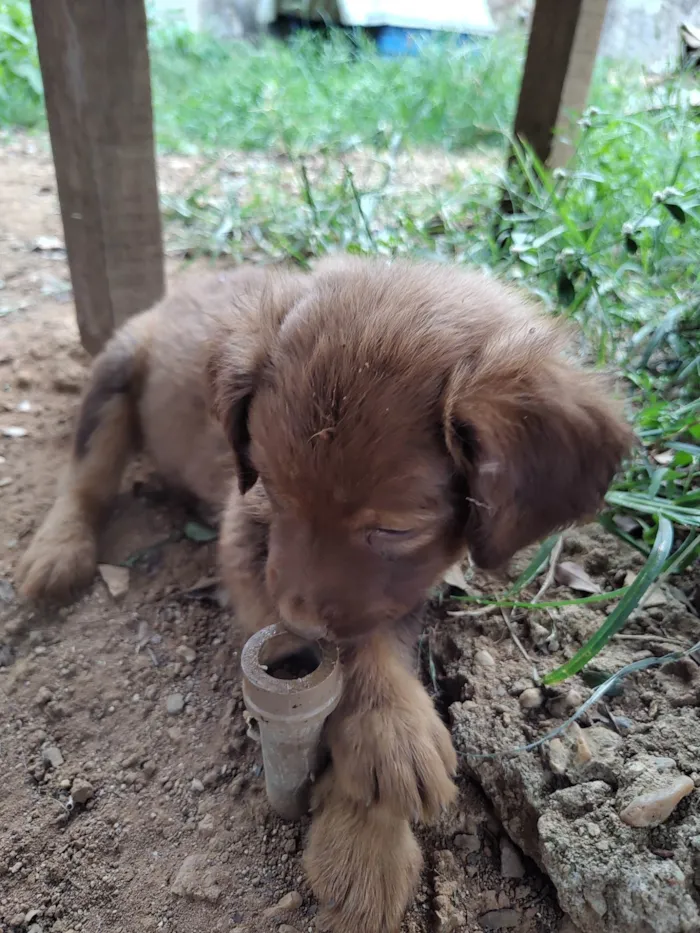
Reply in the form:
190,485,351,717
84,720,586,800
71,778,94,804
518,687,544,709
263,891,303,919
198,814,215,836
98,564,129,600
191,778,205,793
42,746,64,769
35,686,53,706
500,836,526,879
278,926,301,933
620,775,694,827
167,693,185,715
453,833,480,853
176,645,197,664
474,649,496,669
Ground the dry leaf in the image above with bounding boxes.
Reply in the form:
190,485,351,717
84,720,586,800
613,514,640,534
554,561,601,594
98,564,130,600
443,563,468,590
653,449,675,465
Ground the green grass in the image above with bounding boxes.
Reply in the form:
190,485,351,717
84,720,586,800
1,3,698,683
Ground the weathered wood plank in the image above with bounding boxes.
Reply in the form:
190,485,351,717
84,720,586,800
31,0,164,354
512,0,608,168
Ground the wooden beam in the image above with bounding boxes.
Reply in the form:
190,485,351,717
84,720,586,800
31,0,164,355
512,0,609,169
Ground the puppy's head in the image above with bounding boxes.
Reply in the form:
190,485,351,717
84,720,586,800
211,258,634,642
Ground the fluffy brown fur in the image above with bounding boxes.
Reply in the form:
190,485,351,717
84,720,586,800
17,256,635,933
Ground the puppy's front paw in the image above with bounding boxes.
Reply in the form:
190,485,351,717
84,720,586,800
305,772,422,933
328,675,457,822
16,501,97,603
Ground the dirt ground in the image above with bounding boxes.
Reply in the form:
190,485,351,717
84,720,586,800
1,133,699,933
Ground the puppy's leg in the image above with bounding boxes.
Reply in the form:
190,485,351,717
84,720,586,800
328,628,458,823
16,323,149,602
218,483,277,638
305,771,422,933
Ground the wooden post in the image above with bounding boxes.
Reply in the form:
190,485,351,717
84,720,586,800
511,0,609,169
31,0,164,355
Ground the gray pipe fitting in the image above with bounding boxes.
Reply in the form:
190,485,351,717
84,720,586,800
241,624,343,821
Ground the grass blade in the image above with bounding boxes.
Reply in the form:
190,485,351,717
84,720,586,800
541,516,674,685
504,534,561,596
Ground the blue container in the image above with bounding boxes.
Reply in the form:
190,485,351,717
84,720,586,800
375,25,474,57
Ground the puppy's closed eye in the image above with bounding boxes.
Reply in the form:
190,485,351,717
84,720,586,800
364,526,432,558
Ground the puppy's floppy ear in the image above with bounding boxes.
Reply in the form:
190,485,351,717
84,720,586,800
443,322,635,570
207,339,260,496
206,272,309,495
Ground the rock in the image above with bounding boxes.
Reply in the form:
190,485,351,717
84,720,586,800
176,644,197,664
529,620,550,645
454,833,481,853
475,649,496,669
548,781,612,819
434,894,466,932
42,746,64,769
27,925,43,933
198,814,215,836
98,564,129,600
25,910,41,924
479,908,520,930
547,738,569,775
509,679,533,697
454,696,700,933
546,725,624,785
547,689,583,718
35,685,53,706
519,687,544,709
1,425,28,438
70,778,94,804
167,693,185,715
263,891,303,918
278,926,301,933
191,778,205,793
620,775,694,828
171,854,221,902
500,836,526,878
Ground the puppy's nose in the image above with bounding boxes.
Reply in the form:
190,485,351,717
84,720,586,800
278,595,328,641
279,616,328,641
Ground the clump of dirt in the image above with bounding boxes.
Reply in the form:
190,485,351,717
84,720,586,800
432,525,700,933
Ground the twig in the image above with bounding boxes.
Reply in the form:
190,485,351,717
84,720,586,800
500,607,540,682
448,604,501,619
531,534,565,605
614,633,688,649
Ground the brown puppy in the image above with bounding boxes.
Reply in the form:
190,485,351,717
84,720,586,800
17,256,634,933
